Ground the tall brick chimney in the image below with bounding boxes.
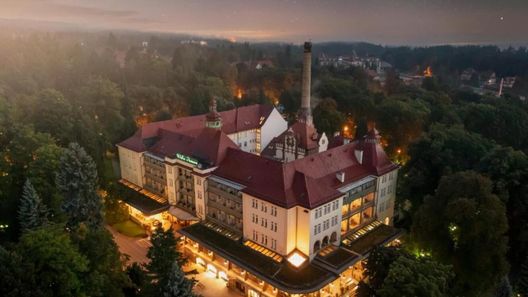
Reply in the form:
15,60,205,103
298,41,313,126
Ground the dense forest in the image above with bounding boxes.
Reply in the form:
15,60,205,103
1,29,528,297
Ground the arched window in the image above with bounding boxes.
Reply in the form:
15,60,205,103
322,236,329,247
313,241,321,253
330,232,337,243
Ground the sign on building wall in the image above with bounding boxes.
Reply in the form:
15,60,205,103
176,153,199,166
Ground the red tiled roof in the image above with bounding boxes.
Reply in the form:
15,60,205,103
147,128,239,166
117,104,274,152
357,128,398,176
214,131,397,209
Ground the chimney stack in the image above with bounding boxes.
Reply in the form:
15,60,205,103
298,41,313,126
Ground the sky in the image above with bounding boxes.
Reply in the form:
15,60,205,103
1,0,527,45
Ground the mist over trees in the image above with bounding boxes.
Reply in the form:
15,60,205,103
0,29,528,296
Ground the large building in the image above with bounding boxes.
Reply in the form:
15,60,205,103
117,42,401,297
117,101,288,228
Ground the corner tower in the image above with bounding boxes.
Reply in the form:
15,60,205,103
206,97,222,129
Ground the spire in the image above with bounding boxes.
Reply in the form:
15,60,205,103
298,41,313,126
206,97,222,129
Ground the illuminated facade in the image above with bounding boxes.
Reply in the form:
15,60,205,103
117,100,288,229
117,41,401,296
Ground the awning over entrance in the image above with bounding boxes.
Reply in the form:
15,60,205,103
169,206,199,221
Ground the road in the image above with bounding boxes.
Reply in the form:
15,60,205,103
106,225,151,265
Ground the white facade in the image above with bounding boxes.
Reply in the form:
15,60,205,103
165,163,178,205
317,133,329,153
308,199,342,258
243,194,289,255
228,129,258,154
117,146,144,187
259,108,288,153
193,174,207,220
227,108,287,155
376,170,398,225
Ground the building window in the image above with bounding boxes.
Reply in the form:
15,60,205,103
196,178,202,186
341,203,349,216
332,200,339,211
349,213,361,230
323,219,329,230
314,241,321,252
261,218,267,228
341,219,348,235
350,198,362,211
271,239,277,250
363,193,374,204
330,232,337,243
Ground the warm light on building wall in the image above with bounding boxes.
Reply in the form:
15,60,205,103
196,257,206,267
287,251,307,267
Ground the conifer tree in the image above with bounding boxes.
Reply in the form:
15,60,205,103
519,258,528,297
18,179,48,232
162,262,197,297
56,143,102,228
145,225,187,296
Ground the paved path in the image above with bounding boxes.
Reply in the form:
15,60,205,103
106,225,151,265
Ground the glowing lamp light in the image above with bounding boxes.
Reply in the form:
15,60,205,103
287,251,307,268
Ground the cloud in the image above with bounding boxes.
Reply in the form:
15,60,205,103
1,0,138,19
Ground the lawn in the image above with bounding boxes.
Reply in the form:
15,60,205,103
113,220,147,238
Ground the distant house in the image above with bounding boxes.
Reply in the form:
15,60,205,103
502,76,516,88
460,68,477,81
483,72,497,86
254,59,274,70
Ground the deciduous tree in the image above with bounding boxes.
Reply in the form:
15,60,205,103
411,171,509,297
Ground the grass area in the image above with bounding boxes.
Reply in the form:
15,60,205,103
113,220,147,238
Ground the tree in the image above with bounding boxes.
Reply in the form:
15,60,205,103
30,89,74,144
519,258,528,297
377,255,453,297
479,147,528,280
18,179,48,232
125,263,148,297
375,96,430,154
73,226,130,297
361,246,401,292
411,171,509,297
145,225,187,295
400,125,494,211
77,76,125,146
495,277,513,297
0,124,56,239
162,262,197,297
27,144,64,220
14,226,89,297
57,143,102,228
313,98,345,136
0,245,33,297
